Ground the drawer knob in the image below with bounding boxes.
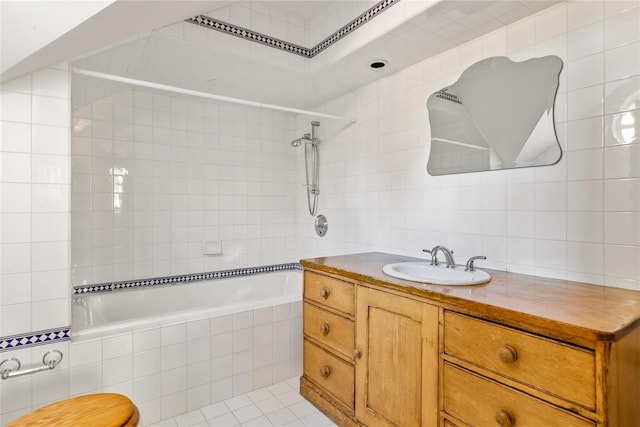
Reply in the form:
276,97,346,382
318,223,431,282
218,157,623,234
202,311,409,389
353,348,362,359
494,409,515,427
497,345,518,363
319,287,331,299
320,323,330,335
320,366,331,378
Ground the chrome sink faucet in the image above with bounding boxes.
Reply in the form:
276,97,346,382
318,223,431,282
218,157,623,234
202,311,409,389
465,255,486,272
423,246,456,268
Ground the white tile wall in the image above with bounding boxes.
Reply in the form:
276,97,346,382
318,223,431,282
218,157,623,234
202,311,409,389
297,0,640,290
0,64,71,337
70,88,297,286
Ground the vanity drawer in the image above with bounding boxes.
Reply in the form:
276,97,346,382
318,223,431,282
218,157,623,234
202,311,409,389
304,302,355,360
304,271,355,316
304,340,355,409
443,363,594,427
444,312,595,409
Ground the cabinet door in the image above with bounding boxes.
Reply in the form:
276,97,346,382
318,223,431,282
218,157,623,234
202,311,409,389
355,286,439,427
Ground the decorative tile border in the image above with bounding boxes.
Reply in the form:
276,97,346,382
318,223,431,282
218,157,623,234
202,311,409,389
186,0,399,58
73,262,302,295
435,89,462,104
0,328,70,353
187,15,312,57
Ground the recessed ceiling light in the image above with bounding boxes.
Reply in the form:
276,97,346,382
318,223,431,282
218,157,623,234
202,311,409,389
368,59,388,69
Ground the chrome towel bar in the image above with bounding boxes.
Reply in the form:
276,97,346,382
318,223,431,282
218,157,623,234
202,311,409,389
0,350,63,380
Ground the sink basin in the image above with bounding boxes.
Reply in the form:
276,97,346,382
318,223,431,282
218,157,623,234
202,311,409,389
382,262,491,286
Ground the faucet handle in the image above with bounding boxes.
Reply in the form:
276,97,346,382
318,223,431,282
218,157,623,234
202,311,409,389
422,248,439,266
465,256,486,272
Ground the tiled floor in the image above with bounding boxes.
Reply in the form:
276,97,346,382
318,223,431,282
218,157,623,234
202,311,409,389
149,377,337,427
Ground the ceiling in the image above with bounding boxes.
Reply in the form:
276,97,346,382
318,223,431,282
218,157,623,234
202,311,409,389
70,0,561,112
267,1,337,20
0,1,235,82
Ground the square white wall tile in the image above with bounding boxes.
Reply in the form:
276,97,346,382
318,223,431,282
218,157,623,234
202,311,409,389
1,152,31,182
604,5,640,49
605,41,640,82
1,121,31,152
604,75,640,114
1,91,31,123
568,0,603,31
32,68,69,98
32,96,69,127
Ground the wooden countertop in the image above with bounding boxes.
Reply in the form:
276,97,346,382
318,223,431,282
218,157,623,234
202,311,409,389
300,252,640,344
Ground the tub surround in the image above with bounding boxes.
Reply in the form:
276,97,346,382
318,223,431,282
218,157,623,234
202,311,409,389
0,264,301,353
300,252,640,426
72,270,302,340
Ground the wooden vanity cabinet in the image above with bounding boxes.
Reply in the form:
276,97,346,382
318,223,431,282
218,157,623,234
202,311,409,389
300,253,640,427
301,271,357,424
355,286,439,427
301,270,439,427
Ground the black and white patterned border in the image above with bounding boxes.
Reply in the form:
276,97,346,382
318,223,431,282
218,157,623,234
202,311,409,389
0,328,70,353
73,262,302,295
186,0,399,58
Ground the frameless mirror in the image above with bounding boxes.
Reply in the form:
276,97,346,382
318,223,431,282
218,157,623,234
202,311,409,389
427,55,563,175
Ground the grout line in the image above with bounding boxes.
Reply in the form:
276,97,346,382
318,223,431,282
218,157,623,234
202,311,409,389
149,377,336,427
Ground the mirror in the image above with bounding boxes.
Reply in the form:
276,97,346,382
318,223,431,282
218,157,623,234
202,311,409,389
427,55,563,175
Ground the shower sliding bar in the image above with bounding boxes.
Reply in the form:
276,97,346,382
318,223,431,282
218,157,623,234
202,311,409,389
72,68,356,123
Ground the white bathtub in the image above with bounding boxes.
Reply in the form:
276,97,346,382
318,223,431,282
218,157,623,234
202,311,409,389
72,270,302,339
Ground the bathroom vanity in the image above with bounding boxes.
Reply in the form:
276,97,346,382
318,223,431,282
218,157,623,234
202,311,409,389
299,252,640,427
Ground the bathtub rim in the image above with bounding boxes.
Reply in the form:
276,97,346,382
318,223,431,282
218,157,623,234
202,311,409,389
72,270,302,342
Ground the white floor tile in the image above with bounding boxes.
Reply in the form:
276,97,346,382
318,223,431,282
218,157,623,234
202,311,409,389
241,415,273,426
276,391,303,407
285,378,299,389
256,397,284,414
152,377,336,427
287,401,316,419
210,412,240,426
246,388,275,403
175,410,206,427
266,408,297,426
266,382,294,396
300,411,334,427
201,402,230,420
233,404,263,423
224,395,253,411
149,421,178,427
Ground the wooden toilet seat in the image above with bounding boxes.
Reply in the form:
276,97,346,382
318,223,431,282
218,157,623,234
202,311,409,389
6,393,139,426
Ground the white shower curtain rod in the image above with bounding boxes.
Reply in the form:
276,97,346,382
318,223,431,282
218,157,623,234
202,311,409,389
72,68,355,122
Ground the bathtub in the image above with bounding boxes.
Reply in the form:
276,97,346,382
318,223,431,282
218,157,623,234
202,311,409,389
71,269,304,422
72,270,302,339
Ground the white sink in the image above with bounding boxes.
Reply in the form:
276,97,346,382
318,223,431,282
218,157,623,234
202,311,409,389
382,262,491,286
